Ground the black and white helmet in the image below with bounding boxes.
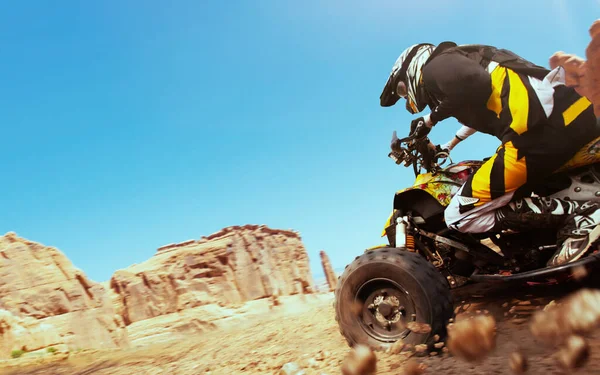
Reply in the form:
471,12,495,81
380,43,435,114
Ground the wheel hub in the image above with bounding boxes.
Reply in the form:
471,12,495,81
377,301,394,318
369,296,404,323
355,280,417,341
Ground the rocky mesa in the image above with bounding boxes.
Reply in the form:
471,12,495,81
107,224,315,325
0,224,317,357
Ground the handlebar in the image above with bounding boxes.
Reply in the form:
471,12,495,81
388,129,451,176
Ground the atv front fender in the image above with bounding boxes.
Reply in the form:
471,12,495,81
381,189,448,238
381,210,395,237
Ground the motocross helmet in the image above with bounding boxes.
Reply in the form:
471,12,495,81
380,43,435,114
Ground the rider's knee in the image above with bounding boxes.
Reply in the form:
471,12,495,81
444,199,497,234
444,205,463,231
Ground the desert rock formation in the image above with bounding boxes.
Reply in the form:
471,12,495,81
0,225,314,359
108,225,315,325
0,232,128,358
0,225,316,356
320,250,337,292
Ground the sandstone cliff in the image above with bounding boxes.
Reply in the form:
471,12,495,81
0,225,316,354
108,225,315,325
0,232,128,358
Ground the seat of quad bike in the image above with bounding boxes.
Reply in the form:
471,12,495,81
444,136,600,174
439,160,485,175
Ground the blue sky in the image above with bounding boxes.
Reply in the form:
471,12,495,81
1,1,599,282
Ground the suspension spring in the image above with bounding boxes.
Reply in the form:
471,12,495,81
406,235,415,251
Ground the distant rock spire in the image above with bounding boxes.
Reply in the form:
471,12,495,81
320,250,337,292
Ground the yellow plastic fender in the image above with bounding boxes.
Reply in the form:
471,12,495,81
364,244,390,252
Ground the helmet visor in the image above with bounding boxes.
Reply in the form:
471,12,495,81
380,74,400,107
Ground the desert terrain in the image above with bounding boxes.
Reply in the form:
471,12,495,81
2,279,600,375
2,227,600,375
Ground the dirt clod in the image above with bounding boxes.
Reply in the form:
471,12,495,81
556,335,590,370
447,314,496,362
543,300,557,312
508,351,528,374
341,345,376,375
561,289,600,334
571,265,588,280
407,322,432,334
401,358,427,375
387,339,405,355
531,289,600,342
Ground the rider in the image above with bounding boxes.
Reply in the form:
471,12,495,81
380,42,600,267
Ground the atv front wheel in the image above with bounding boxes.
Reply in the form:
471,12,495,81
334,247,454,351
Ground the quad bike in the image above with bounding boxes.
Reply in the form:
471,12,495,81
334,128,600,351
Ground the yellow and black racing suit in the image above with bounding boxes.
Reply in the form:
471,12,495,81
422,43,600,215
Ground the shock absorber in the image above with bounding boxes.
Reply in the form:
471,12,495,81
395,216,417,251
406,234,416,251
395,216,407,247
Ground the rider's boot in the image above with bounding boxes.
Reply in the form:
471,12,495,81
494,197,600,266
494,197,574,231
548,201,600,266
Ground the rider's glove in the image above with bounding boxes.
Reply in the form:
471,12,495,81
410,114,436,139
440,140,454,152
435,144,450,158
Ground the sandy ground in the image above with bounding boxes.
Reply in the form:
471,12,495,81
3,278,600,375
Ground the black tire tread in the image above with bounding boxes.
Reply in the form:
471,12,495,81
334,248,454,351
